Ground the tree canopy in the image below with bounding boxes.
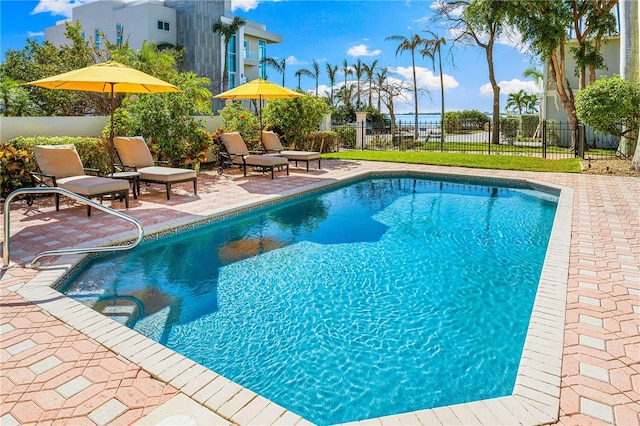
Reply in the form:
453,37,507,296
575,75,640,144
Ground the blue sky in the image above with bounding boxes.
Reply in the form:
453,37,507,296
1,0,539,115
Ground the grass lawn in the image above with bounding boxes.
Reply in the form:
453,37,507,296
322,151,582,173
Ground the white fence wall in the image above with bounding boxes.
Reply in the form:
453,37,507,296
0,116,225,141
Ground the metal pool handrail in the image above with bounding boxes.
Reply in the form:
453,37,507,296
2,187,144,269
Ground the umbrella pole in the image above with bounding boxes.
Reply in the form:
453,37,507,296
109,83,115,174
259,95,263,145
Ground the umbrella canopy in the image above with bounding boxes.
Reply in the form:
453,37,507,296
213,78,302,100
214,78,302,139
27,60,180,94
27,61,180,169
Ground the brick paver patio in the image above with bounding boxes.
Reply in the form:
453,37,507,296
1,160,638,425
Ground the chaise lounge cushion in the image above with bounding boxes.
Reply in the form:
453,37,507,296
221,132,288,167
220,132,251,156
136,166,197,183
113,136,197,183
113,136,156,168
277,150,321,161
261,131,321,163
34,144,85,178
57,175,129,196
242,154,289,167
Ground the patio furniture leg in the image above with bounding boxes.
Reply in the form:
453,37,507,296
166,183,171,200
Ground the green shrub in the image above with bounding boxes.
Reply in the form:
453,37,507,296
219,102,261,150
334,125,357,149
10,136,110,174
520,114,539,138
459,109,490,130
0,142,32,198
307,131,337,153
263,95,330,149
500,117,520,143
118,94,211,168
443,112,461,134
546,119,560,146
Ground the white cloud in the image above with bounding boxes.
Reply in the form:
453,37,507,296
231,0,260,12
32,0,98,18
346,44,382,57
479,79,539,97
285,55,301,65
27,31,45,37
388,66,459,91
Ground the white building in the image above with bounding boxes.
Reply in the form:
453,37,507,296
541,4,621,124
45,0,178,53
45,0,282,94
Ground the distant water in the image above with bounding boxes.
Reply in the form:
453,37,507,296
389,113,500,122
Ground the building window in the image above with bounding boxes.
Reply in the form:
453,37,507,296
95,29,100,50
258,40,267,79
244,40,248,59
116,23,122,48
157,20,170,31
228,34,237,88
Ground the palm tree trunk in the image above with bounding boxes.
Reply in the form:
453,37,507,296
438,49,445,146
486,43,501,145
411,52,419,140
621,0,640,166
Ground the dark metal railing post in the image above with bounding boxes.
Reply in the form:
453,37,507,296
576,122,585,158
440,119,444,152
487,121,491,154
542,120,547,159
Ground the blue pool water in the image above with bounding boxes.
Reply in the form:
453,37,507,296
61,176,558,425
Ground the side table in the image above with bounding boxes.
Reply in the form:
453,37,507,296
108,171,141,199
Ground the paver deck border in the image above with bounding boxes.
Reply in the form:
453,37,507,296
6,167,572,425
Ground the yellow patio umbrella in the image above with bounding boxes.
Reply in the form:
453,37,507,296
27,60,180,166
213,78,303,134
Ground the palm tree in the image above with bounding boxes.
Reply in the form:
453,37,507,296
375,68,388,112
294,69,306,90
341,59,353,105
525,94,539,114
173,71,213,114
264,57,286,86
336,83,355,107
422,31,446,144
386,32,426,139
352,59,364,108
505,90,528,116
326,62,338,105
212,16,246,92
297,59,320,95
363,59,378,108
620,0,639,167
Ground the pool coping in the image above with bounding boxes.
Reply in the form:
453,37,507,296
13,169,571,425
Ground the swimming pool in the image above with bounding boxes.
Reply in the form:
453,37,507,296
60,175,559,425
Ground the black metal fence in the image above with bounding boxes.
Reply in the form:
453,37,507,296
330,120,623,160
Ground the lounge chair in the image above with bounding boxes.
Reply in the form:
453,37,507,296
32,144,129,216
219,132,289,179
113,136,197,200
261,131,321,172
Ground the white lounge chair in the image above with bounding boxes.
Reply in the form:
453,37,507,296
32,144,130,216
219,132,289,179
113,136,197,200
261,130,321,172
